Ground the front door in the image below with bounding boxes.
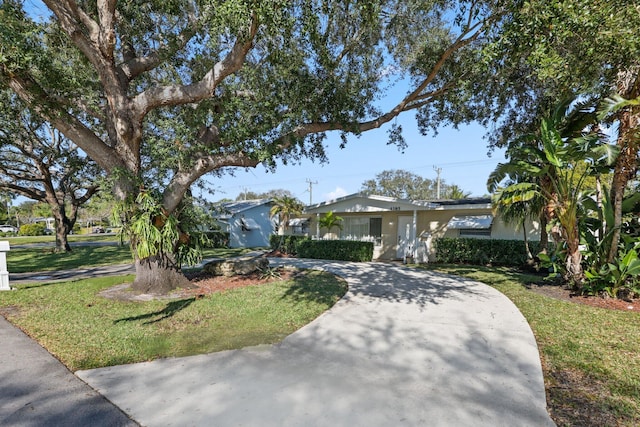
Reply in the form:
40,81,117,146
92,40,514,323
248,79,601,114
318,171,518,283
396,216,413,259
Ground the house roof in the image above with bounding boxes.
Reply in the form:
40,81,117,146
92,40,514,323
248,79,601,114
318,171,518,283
213,199,272,219
305,192,491,213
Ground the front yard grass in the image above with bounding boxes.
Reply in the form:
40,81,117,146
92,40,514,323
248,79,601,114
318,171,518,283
424,264,640,427
6,245,252,273
0,270,347,371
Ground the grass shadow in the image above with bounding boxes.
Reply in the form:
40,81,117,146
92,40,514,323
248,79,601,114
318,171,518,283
18,280,80,290
114,298,195,325
280,270,348,306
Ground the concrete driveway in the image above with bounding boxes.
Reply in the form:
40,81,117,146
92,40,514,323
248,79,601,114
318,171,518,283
78,259,554,426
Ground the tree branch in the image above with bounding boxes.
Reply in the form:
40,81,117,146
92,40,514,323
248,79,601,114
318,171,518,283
0,182,46,201
3,70,124,172
118,3,200,80
97,0,117,59
43,0,101,66
132,12,259,120
74,185,100,205
162,152,260,213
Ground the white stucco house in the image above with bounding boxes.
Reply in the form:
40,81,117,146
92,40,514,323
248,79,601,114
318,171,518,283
211,199,275,248
302,193,541,262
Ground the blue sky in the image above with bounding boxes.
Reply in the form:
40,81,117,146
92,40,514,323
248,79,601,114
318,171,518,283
200,115,506,204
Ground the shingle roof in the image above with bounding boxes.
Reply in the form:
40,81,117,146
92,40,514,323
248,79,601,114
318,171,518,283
212,199,272,219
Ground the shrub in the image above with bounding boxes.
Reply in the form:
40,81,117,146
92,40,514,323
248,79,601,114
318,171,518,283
296,240,373,262
269,235,309,255
434,238,547,267
201,231,230,248
19,223,47,236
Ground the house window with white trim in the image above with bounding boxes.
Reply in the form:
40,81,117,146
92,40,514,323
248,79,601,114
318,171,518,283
459,228,491,237
341,217,382,246
448,215,493,238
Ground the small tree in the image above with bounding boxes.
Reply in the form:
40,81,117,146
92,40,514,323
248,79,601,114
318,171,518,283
319,211,343,238
270,196,304,235
489,181,546,264
0,92,99,252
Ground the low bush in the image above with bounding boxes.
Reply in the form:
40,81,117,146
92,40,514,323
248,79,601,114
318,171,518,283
201,231,230,248
434,237,546,266
19,223,46,236
296,240,373,262
269,235,309,255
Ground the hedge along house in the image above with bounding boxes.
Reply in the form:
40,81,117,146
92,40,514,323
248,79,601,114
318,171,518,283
303,193,541,262
211,199,275,248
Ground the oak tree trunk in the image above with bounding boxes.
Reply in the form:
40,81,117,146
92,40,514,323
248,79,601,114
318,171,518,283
51,205,73,253
131,253,192,294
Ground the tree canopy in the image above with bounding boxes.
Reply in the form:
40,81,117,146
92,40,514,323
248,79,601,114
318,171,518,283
361,169,470,200
235,189,294,201
0,0,510,292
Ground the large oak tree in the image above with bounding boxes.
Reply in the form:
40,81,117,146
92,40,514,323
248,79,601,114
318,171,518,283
1,0,504,293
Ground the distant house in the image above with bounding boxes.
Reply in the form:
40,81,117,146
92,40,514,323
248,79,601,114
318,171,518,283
212,199,274,248
303,193,540,262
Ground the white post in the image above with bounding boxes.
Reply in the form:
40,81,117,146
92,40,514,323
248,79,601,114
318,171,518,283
0,241,11,291
412,210,418,260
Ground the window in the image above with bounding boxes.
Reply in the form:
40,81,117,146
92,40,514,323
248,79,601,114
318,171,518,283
341,216,382,245
459,228,491,237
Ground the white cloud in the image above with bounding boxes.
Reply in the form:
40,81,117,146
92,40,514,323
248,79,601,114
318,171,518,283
323,187,348,202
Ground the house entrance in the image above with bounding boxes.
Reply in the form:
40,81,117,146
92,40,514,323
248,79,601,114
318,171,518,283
396,216,413,259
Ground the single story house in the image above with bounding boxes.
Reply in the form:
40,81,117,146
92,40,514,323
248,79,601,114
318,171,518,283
303,193,540,262
211,199,275,248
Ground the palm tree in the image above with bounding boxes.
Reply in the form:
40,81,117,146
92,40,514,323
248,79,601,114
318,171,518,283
488,97,617,287
444,184,472,199
319,211,343,238
489,179,546,263
598,94,640,263
269,196,304,235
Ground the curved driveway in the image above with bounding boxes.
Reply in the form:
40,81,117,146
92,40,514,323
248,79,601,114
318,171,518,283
78,259,554,426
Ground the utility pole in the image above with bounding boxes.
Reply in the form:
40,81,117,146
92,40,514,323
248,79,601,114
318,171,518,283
306,179,318,205
433,166,442,199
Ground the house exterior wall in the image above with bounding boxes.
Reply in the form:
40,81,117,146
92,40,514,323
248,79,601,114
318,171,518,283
228,205,274,248
306,197,541,262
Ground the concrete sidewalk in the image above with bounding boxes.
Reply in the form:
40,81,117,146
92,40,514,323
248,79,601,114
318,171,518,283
0,315,137,427
8,251,267,286
76,259,555,426
9,263,136,285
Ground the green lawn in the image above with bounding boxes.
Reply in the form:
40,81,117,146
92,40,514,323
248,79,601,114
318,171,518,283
423,264,640,427
2,241,637,426
0,270,347,371
6,244,252,273
2,234,121,245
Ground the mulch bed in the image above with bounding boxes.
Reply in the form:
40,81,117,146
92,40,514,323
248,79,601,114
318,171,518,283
526,282,639,312
180,268,296,297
